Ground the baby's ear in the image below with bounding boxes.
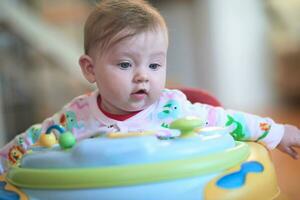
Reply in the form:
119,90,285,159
79,55,96,83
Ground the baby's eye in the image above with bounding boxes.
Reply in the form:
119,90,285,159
149,63,161,70
118,62,132,69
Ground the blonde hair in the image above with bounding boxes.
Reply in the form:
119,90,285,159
84,0,168,55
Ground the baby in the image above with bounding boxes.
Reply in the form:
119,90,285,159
0,0,299,174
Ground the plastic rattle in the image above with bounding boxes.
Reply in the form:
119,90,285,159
40,125,76,149
38,132,57,148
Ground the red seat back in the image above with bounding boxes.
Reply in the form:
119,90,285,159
178,87,221,107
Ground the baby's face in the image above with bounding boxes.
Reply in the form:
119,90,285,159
93,28,168,114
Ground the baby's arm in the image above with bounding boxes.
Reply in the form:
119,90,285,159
0,119,55,174
0,93,102,174
189,104,284,149
171,90,285,150
206,106,300,159
0,99,69,174
277,124,300,159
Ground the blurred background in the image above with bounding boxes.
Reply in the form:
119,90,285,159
0,0,299,198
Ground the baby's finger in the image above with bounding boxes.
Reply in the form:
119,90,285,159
292,131,300,147
285,147,299,160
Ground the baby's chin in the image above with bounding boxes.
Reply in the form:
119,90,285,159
123,100,154,113
125,104,150,113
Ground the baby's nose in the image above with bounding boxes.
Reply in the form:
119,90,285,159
133,70,149,83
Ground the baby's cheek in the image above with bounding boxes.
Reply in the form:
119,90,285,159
149,89,162,102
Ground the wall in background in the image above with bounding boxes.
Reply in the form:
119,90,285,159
158,0,273,111
208,0,274,110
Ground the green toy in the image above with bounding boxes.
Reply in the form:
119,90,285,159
170,117,204,138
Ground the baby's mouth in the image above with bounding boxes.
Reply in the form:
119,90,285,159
131,89,148,100
132,89,148,95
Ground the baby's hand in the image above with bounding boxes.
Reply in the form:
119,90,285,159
277,124,300,159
